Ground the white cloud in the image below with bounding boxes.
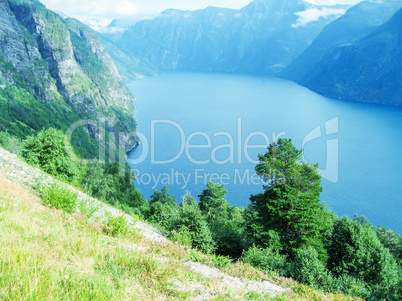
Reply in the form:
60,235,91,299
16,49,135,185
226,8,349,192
82,18,113,31
305,0,362,4
38,0,362,30
292,7,347,28
39,0,253,21
40,0,158,21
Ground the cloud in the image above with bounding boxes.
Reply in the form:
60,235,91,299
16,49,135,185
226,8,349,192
305,0,362,4
40,0,253,21
82,18,113,31
40,0,157,20
292,7,347,28
38,0,358,30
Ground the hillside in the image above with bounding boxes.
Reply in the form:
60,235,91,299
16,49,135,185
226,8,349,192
114,0,348,75
281,0,402,105
0,0,137,157
0,146,360,300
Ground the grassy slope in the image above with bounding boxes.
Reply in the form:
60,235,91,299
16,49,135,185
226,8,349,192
0,147,358,300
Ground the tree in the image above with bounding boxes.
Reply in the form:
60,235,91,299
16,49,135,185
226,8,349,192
247,138,326,259
327,217,400,300
82,162,148,216
175,201,216,253
198,181,247,257
21,128,82,184
148,186,178,229
198,180,230,222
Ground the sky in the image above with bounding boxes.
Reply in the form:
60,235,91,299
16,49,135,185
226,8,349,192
39,0,363,29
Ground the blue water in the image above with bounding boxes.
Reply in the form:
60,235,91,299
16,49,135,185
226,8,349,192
127,72,402,233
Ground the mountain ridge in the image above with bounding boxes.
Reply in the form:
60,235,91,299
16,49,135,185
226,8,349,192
281,0,402,105
114,0,349,75
0,0,138,156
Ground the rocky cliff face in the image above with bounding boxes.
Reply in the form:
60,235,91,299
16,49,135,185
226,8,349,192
115,0,349,75
0,0,137,155
0,0,59,102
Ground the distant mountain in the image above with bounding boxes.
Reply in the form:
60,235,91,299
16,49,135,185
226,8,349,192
281,0,402,105
99,34,160,82
0,0,138,156
99,19,141,41
115,0,349,75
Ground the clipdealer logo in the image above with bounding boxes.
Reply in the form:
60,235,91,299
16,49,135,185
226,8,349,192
66,116,339,189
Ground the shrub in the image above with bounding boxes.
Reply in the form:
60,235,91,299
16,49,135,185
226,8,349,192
327,217,400,299
241,245,287,273
211,220,248,259
40,183,78,213
175,203,216,254
0,132,22,154
288,247,329,289
327,274,370,298
209,254,232,268
169,229,192,247
104,213,130,237
21,128,82,185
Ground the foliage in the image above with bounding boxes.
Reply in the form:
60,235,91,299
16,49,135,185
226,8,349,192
0,66,97,159
77,197,99,219
198,180,229,222
169,229,192,247
83,162,149,216
326,217,400,300
287,247,327,289
39,183,78,213
198,181,247,258
0,131,22,154
242,245,287,274
21,128,83,185
148,186,178,228
174,202,216,254
376,225,402,265
247,138,326,260
104,213,131,237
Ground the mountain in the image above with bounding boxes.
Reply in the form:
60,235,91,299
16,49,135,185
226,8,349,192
281,0,402,105
99,35,160,82
0,0,138,157
99,18,140,42
115,0,349,75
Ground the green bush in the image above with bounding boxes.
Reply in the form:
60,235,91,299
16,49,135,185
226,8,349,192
40,183,78,213
209,253,232,268
175,203,216,254
288,247,327,289
83,163,149,217
169,229,193,247
241,245,287,273
22,128,83,185
0,132,22,154
327,217,400,299
327,274,370,299
104,213,130,237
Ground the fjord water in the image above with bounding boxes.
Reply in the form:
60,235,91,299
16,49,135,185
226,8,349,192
127,72,402,233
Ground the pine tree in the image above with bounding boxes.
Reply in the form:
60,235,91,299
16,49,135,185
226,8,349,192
198,180,229,223
247,138,326,259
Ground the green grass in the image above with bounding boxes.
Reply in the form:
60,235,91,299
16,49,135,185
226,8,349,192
0,169,360,300
39,183,78,213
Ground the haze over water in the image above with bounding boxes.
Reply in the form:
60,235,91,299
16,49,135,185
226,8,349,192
128,72,402,233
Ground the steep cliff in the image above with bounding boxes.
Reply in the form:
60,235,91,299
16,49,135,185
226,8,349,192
0,0,137,157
